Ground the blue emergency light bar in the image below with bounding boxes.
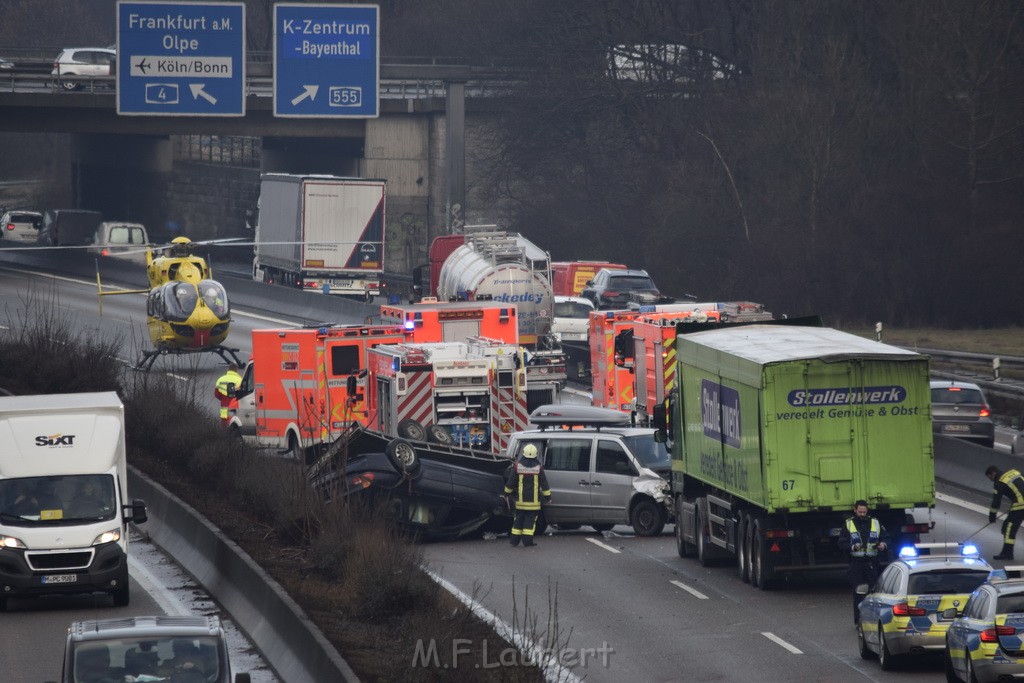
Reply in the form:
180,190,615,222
898,546,918,559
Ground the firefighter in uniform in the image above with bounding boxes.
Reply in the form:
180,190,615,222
214,362,243,425
839,499,889,625
504,444,551,547
986,465,1024,560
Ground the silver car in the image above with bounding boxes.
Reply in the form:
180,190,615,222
505,405,672,536
930,380,996,449
51,47,115,91
0,210,43,243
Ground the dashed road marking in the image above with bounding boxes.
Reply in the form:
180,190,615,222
585,537,621,554
670,579,709,600
762,631,803,654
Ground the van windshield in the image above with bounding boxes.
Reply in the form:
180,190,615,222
0,474,116,525
73,635,224,682
554,301,593,319
621,435,671,470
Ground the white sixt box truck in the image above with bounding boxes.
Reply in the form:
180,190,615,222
253,173,387,300
0,392,147,611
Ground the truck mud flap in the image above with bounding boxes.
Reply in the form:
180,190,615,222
679,499,698,547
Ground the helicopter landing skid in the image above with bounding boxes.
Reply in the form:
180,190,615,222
134,345,244,372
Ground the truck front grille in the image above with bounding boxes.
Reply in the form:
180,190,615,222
26,550,94,571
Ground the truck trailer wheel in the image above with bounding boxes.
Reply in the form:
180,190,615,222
675,495,697,558
397,419,426,442
737,514,751,583
386,437,421,476
752,521,780,590
695,499,713,566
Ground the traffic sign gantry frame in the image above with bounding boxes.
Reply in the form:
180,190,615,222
117,0,246,117
273,3,380,119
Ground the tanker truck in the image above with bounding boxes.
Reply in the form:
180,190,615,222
655,316,935,590
429,226,554,346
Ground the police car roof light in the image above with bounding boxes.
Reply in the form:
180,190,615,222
898,546,919,559
404,320,415,330
961,543,980,557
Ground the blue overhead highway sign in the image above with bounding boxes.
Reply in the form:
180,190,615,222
117,1,245,116
274,3,379,118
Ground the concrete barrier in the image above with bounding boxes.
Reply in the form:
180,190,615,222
128,467,359,683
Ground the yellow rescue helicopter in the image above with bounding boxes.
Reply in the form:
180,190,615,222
97,237,243,371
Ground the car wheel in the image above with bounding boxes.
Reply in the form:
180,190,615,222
385,437,421,476
427,424,454,445
0,596,6,612
737,514,750,583
631,498,665,537
944,644,959,682
591,524,614,533
878,624,898,671
675,496,697,558
227,424,242,440
112,584,130,607
60,77,79,91
858,622,876,660
397,418,426,441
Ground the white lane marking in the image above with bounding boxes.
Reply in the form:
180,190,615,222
425,568,584,683
937,491,989,516
669,579,709,600
585,537,621,554
762,631,803,654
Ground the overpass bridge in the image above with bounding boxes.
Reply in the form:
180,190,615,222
0,54,518,267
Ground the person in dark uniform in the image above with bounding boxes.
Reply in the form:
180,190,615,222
986,465,1024,560
504,443,552,547
838,499,889,625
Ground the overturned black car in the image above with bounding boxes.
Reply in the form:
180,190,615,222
310,425,514,541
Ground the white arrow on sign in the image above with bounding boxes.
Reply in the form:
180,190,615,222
189,83,217,105
291,85,319,106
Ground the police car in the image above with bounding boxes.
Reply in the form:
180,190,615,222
944,569,1024,683
857,543,994,671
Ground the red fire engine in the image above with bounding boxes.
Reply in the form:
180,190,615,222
366,338,528,454
380,300,519,345
234,324,411,455
381,299,566,413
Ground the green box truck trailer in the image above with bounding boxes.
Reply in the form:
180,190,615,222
659,318,934,589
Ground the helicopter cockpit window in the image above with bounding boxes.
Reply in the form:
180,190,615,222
164,282,198,321
200,280,229,318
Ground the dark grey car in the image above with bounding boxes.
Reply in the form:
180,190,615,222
930,380,995,449
580,268,660,310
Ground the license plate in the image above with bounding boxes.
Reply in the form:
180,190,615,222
41,574,78,585
942,424,970,433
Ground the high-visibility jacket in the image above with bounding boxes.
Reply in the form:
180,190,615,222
845,517,882,558
215,369,242,419
991,469,1024,515
503,456,552,511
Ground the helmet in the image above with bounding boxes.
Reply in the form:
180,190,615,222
522,444,538,459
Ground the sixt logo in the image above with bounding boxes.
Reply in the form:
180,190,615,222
491,293,545,306
35,433,76,447
787,386,907,407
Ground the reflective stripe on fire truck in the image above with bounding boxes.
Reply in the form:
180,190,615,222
396,369,434,427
